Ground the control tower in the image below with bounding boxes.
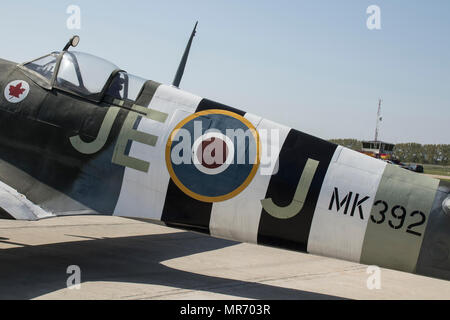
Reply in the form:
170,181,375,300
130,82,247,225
361,99,396,160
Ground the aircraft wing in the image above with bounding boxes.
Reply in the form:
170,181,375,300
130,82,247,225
0,181,54,220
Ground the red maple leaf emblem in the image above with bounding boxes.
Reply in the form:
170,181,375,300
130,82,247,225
9,82,26,99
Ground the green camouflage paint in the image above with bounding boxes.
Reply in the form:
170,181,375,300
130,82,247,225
415,180,450,280
360,164,439,273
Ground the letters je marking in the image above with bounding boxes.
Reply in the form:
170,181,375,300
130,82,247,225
70,105,168,173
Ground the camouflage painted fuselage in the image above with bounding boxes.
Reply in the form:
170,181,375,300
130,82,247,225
0,57,449,282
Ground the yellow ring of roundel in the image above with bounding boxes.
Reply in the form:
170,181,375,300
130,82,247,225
165,109,261,203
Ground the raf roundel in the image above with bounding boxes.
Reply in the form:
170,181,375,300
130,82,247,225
166,109,261,203
4,80,30,103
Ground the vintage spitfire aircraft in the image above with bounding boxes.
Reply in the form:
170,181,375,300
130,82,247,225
0,27,449,283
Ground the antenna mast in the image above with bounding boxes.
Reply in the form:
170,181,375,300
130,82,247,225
374,99,382,142
172,22,198,88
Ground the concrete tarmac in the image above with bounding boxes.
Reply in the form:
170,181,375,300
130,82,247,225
0,216,448,300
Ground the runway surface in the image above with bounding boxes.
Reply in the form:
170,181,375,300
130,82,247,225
0,216,448,300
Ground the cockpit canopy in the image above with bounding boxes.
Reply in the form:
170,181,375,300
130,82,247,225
57,51,119,99
23,51,147,102
24,52,59,81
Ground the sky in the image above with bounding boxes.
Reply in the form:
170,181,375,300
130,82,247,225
0,0,448,144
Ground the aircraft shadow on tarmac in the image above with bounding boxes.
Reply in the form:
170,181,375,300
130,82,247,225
0,231,346,300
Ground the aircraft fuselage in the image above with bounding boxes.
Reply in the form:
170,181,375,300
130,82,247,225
0,55,449,282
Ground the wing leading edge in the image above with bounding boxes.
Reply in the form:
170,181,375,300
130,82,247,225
0,181,54,221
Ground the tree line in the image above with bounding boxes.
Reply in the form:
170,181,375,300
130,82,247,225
329,139,450,165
